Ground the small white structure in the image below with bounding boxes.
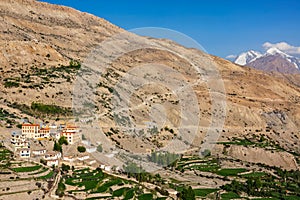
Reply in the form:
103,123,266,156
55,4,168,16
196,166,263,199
32,149,47,156
100,164,112,172
49,123,57,129
104,166,111,172
82,140,90,146
166,189,178,195
77,155,89,161
100,164,105,169
44,151,61,160
63,156,75,162
19,148,31,158
88,160,96,165
86,146,96,153
115,166,121,172
44,151,61,167
46,159,59,167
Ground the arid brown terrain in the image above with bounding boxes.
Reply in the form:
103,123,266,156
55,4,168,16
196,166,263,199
1,0,300,172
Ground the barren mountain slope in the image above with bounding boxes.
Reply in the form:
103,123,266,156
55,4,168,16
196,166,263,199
0,0,300,169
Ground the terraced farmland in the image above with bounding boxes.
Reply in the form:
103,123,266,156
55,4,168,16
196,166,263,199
62,167,168,199
0,146,55,200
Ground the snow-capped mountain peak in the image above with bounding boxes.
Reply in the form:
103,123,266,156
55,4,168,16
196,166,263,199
234,50,262,65
233,47,300,73
265,47,290,57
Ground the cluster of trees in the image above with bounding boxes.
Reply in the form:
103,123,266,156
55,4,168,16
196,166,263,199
163,126,174,134
53,136,68,152
123,162,195,198
123,162,164,185
221,170,300,198
4,81,19,88
222,179,262,195
177,186,195,200
123,161,144,175
31,102,71,116
148,151,179,167
55,180,66,197
61,163,70,172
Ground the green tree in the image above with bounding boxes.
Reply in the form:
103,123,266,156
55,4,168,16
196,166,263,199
77,146,86,153
55,180,66,197
53,141,62,152
246,177,262,195
201,149,211,157
97,144,103,152
179,186,195,200
58,136,68,145
61,163,70,172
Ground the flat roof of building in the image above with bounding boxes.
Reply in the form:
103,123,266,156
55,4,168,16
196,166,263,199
40,128,50,130
22,124,39,127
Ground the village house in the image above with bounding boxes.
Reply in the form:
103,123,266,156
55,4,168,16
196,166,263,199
22,123,40,139
32,148,47,156
44,151,61,160
77,154,89,161
100,164,112,172
63,155,76,162
10,122,82,164
18,148,31,158
44,151,61,167
61,125,81,144
46,159,59,167
39,127,50,138
11,131,29,149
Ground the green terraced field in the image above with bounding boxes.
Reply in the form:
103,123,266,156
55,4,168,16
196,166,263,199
194,188,219,197
216,168,247,176
11,165,42,172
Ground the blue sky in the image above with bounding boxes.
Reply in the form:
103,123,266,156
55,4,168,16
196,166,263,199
41,0,300,58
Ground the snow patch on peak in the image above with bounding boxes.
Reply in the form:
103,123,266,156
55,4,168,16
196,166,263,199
234,50,262,65
232,46,300,71
265,47,290,57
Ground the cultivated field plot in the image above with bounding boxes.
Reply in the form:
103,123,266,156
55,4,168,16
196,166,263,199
170,156,300,199
61,167,167,200
0,146,55,200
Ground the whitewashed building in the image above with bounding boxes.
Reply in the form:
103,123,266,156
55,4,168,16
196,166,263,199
19,148,31,158
32,149,47,156
44,151,61,167
61,125,81,144
46,159,59,167
44,151,61,160
11,131,29,149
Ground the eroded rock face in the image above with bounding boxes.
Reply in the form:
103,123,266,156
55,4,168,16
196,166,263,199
228,145,298,170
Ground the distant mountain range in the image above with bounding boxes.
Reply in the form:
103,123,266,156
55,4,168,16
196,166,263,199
234,47,300,74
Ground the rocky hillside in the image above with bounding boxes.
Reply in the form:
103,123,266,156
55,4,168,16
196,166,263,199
0,0,122,121
0,0,300,169
248,53,300,74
